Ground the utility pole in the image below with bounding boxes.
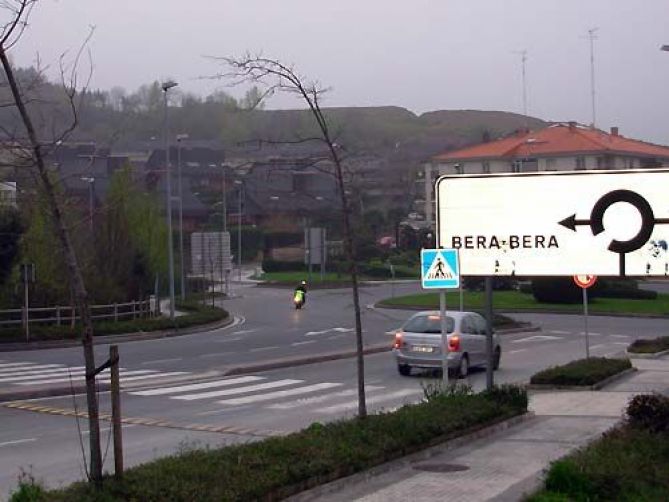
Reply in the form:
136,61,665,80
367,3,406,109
586,28,598,127
176,133,188,301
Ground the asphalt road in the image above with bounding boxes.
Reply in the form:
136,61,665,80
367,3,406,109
1,282,668,497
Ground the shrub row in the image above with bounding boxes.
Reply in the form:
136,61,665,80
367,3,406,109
0,303,228,343
530,394,669,501
627,335,669,354
33,386,527,501
530,277,658,304
529,357,632,387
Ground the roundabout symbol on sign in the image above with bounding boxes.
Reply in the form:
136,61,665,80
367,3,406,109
559,189,669,275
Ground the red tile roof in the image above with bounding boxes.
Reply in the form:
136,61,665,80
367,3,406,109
432,123,669,161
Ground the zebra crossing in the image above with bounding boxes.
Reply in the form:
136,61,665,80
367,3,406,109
0,360,190,387
128,374,424,415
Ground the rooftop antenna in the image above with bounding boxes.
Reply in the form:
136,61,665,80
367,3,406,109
585,28,599,127
513,50,529,125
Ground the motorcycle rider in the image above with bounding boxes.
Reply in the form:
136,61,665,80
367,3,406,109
294,280,307,305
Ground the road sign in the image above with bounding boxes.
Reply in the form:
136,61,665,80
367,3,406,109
436,169,669,277
573,274,597,289
421,249,460,289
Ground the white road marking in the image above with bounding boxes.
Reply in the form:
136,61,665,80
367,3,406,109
249,346,279,353
216,382,343,406
547,330,571,335
316,389,420,414
0,366,85,378
589,344,606,350
110,372,188,383
291,341,316,347
0,363,65,372
141,358,182,366
267,385,385,410
511,335,562,343
14,370,157,385
332,328,354,333
82,424,137,435
612,342,630,346
579,332,602,336
306,327,353,337
305,330,329,337
231,329,258,336
199,352,235,358
507,349,528,354
0,438,37,448
215,337,242,344
130,376,264,396
610,334,631,339
173,379,303,401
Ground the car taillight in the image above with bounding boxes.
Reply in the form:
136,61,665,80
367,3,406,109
448,335,460,352
394,332,403,349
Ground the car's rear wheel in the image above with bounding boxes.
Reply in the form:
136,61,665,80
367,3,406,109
493,347,501,370
457,354,469,378
397,364,411,376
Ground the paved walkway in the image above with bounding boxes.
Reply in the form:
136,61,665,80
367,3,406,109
292,356,669,502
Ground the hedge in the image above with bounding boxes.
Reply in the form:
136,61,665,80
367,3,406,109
530,357,632,387
628,336,669,354
0,303,228,343
26,386,527,501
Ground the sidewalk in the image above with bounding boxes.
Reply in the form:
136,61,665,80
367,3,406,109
291,356,669,502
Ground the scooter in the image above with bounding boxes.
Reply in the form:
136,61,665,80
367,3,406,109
293,290,305,309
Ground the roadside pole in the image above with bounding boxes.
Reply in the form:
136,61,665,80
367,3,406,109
23,271,29,342
583,288,590,358
485,276,494,390
110,345,123,479
459,280,464,311
573,275,596,359
440,290,449,385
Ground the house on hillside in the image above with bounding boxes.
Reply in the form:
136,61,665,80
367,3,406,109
420,122,669,227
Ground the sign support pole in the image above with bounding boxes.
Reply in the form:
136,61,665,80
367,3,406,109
440,290,449,385
583,287,590,359
485,276,494,390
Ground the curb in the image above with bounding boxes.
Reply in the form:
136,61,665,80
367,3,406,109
626,348,669,359
0,316,235,353
527,367,638,392
287,412,534,502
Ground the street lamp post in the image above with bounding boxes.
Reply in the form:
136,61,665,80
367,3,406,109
234,180,243,282
162,80,178,320
176,133,188,301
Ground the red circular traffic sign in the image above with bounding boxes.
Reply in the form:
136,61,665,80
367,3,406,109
573,274,597,289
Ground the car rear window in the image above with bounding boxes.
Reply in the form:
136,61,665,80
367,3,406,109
403,315,454,334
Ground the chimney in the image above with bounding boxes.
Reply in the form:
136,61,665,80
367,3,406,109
568,121,577,131
610,126,619,137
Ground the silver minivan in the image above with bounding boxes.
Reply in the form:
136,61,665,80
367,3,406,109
392,311,501,378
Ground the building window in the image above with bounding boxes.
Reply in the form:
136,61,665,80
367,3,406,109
575,156,586,170
482,161,490,173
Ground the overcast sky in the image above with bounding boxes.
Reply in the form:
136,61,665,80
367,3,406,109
9,0,669,144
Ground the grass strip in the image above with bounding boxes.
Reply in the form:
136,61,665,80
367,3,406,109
0,303,227,343
379,291,669,316
628,335,669,354
529,357,632,387
27,387,526,501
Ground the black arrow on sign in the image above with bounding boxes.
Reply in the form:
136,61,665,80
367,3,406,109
558,214,590,232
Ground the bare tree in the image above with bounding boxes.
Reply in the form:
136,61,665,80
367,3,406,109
0,0,103,486
216,55,368,417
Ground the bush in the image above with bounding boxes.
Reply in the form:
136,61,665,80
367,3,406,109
531,277,582,304
626,393,669,433
464,277,518,291
262,259,307,273
627,336,669,354
593,278,657,300
530,357,632,386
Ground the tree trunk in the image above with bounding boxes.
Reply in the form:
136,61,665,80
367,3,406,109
0,47,103,486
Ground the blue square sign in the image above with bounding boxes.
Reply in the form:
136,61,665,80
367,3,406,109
421,249,460,289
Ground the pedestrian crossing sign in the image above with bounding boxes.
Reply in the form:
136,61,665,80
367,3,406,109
421,248,460,289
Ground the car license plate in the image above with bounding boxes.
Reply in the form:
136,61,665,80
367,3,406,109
411,345,434,353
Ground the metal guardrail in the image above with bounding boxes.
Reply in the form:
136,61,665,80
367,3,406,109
3,300,153,327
